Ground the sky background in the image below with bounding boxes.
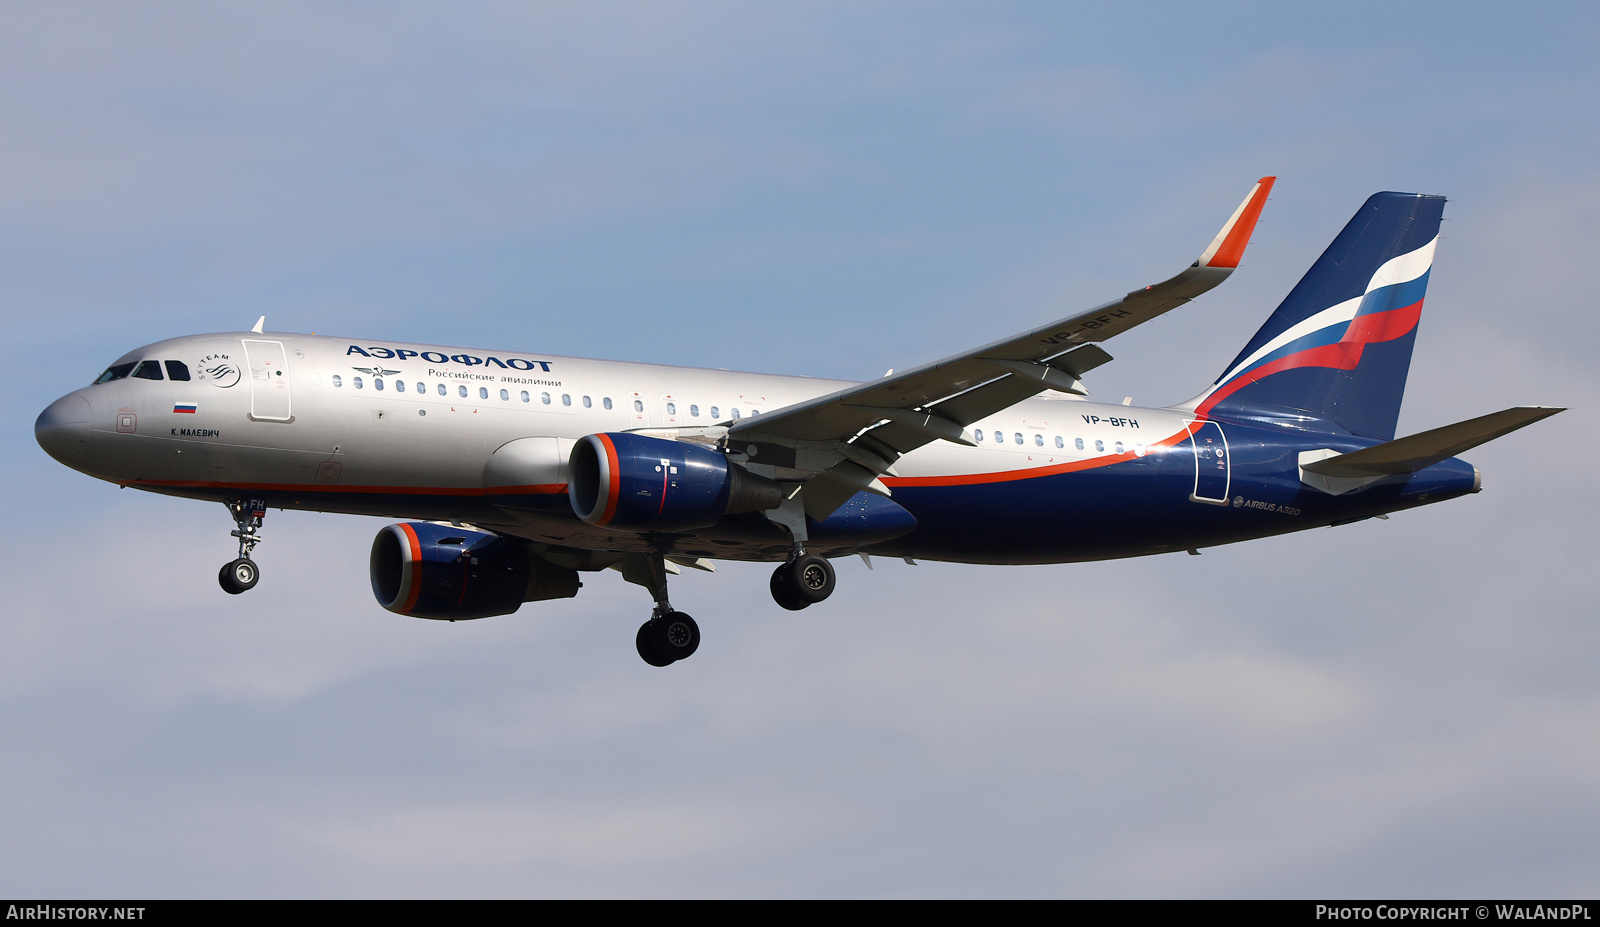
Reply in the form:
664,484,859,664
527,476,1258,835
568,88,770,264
3,1,1597,898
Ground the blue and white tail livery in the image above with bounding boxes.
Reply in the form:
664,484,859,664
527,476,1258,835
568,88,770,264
1186,192,1445,440
35,179,1564,667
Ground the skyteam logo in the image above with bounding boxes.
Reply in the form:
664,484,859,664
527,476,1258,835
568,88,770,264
197,353,240,388
1195,236,1436,418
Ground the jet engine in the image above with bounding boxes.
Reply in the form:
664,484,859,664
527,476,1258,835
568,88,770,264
568,432,784,531
370,522,580,620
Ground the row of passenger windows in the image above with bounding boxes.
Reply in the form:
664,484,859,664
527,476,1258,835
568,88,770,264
328,376,760,419
974,429,1134,455
94,360,190,384
333,375,613,408
668,402,757,420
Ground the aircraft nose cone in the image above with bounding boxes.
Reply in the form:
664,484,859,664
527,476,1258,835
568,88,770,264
35,393,92,468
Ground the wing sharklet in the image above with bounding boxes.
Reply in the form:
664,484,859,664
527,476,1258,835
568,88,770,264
1197,177,1275,269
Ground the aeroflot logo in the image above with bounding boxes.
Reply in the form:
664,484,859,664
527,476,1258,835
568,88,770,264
347,345,553,372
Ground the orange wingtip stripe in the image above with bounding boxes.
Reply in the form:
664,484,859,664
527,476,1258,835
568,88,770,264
1206,176,1275,269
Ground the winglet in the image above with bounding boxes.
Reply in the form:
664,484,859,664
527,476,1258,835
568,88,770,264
1197,176,1275,269
251,316,266,333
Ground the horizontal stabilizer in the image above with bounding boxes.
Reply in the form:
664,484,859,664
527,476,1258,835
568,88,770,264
1301,406,1565,478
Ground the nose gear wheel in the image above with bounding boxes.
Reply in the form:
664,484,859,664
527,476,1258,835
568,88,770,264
218,497,267,595
219,558,259,595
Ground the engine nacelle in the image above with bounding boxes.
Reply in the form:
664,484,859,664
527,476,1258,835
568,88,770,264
568,432,784,531
370,522,579,620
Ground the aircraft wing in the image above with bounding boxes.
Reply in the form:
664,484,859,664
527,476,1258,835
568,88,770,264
728,177,1275,518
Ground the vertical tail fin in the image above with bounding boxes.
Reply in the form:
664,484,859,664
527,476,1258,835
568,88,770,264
1186,192,1446,440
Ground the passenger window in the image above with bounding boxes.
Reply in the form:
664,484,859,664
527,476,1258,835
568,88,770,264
690,404,699,417
1055,436,1063,448
395,380,405,393
1034,434,1044,447
437,383,446,396
975,430,984,442
93,362,136,384
133,360,164,380
710,406,719,419
732,408,741,420
1115,441,1124,454
666,402,677,415
500,389,509,401
583,395,592,408
1095,439,1104,452
603,397,613,410
634,400,644,413
354,376,364,389
479,387,489,399
1075,437,1084,451
165,361,191,381
332,375,343,388
562,394,571,406
415,382,424,394
1014,433,1022,445
375,378,385,391
539,392,548,404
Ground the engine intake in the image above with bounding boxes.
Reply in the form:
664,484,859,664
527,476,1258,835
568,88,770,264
568,432,784,531
370,522,580,620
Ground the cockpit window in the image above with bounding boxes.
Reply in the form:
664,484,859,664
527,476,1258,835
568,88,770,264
133,360,164,380
165,360,191,381
93,363,136,384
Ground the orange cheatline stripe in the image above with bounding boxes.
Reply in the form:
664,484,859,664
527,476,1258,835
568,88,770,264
883,424,1196,488
1207,176,1275,269
134,425,1207,497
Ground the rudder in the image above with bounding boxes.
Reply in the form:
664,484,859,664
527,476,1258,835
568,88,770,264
1186,192,1446,440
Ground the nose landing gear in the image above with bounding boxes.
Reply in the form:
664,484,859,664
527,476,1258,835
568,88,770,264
219,497,266,595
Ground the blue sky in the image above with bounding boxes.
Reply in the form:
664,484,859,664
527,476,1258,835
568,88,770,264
3,2,1597,897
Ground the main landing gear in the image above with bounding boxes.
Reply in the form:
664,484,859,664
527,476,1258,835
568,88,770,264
219,497,266,595
622,553,701,667
769,552,836,611
762,495,837,612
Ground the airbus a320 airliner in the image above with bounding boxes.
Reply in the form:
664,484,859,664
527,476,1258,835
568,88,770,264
35,179,1562,666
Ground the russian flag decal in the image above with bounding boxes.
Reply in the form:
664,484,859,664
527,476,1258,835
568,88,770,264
173,402,198,414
